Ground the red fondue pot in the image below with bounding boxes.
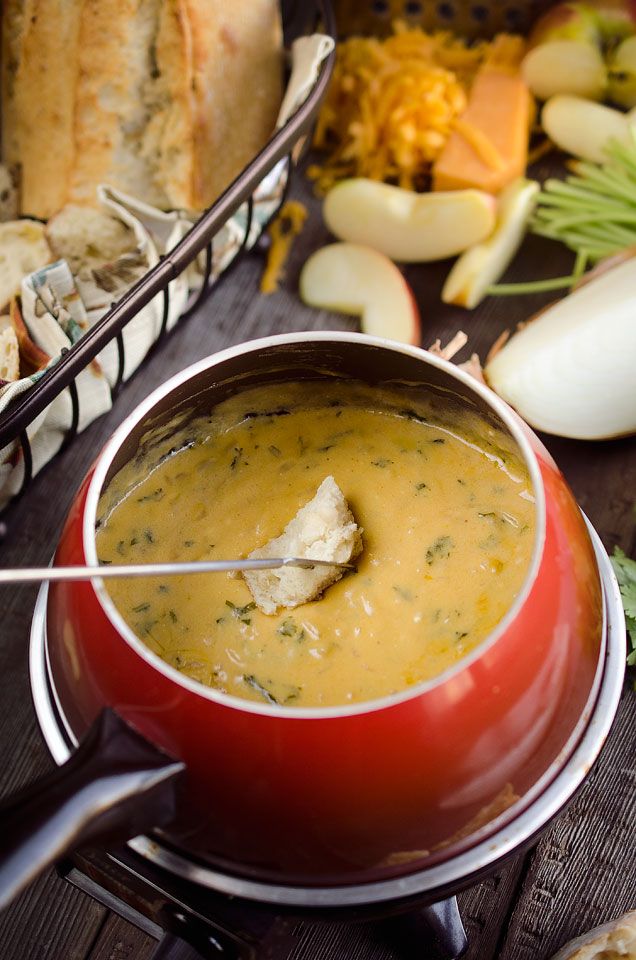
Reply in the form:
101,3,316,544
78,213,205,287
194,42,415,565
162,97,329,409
0,333,605,905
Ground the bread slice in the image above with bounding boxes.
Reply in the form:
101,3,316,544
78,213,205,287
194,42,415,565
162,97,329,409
46,204,137,273
0,219,52,311
2,0,282,217
244,476,362,615
0,315,20,381
549,912,636,960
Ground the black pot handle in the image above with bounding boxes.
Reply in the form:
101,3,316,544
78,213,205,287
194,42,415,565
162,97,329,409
0,708,185,909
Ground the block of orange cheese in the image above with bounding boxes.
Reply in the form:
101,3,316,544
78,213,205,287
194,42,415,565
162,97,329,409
432,36,531,195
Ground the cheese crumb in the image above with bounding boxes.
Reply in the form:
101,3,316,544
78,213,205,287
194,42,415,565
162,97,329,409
244,476,362,615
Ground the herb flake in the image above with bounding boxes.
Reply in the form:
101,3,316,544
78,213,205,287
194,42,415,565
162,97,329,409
137,488,164,503
426,535,454,565
225,600,257,624
277,618,305,642
243,674,278,704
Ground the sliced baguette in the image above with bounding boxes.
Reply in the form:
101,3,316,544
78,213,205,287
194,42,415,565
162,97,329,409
69,0,168,210
0,315,20,381
0,219,52,311
46,204,137,273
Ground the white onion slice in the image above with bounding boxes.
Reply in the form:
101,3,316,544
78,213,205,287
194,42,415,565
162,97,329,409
485,257,636,440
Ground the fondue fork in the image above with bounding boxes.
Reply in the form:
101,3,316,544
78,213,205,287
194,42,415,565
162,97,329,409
0,557,356,586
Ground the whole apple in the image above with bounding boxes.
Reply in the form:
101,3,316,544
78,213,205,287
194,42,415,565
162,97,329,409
587,0,636,40
529,0,636,47
528,0,601,47
607,34,636,105
523,0,636,100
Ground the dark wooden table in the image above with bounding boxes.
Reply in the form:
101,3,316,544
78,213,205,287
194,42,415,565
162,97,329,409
0,167,634,960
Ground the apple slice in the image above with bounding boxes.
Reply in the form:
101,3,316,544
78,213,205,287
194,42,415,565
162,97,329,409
541,95,633,162
522,40,607,100
322,179,496,263
442,178,539,310
299,243,421,346
608,34,636,106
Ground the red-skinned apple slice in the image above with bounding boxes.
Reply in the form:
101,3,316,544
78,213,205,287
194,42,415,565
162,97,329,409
299,243,421,346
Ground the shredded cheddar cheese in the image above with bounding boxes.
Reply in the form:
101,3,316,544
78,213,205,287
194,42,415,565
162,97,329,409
310,24,508,193
260,201,308,295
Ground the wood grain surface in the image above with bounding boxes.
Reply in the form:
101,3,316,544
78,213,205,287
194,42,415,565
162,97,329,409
0,164,634,960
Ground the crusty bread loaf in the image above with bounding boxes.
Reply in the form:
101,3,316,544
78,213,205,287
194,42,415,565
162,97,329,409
1,0,28,165
0,164,18,221
244,476,363,615
2,0,283,218
2,0,82,220
0,315,20,381
168,1,284,210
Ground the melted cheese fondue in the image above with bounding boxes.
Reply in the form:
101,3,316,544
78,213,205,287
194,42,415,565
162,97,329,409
96,381,536,707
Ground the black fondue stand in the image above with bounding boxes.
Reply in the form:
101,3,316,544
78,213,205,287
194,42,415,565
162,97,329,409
58,849,467,960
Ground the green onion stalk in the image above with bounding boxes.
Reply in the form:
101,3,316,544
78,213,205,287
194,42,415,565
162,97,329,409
488,132,636,297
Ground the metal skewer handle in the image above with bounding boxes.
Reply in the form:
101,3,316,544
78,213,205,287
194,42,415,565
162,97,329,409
0,557,355,586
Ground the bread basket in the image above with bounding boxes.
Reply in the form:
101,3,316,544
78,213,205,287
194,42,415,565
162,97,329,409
0,0,336,513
